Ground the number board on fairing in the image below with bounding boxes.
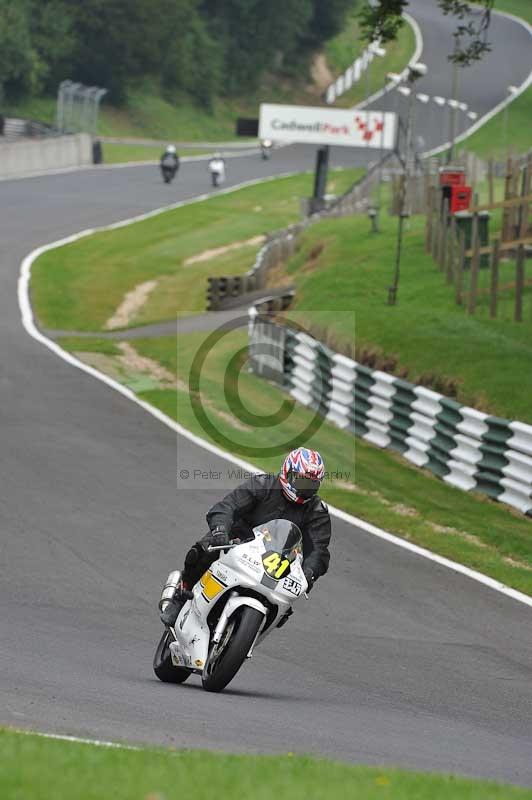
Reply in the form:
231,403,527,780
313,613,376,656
261,551,291,580
282,576,302,596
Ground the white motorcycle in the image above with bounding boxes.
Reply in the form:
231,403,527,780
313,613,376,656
154,519,308,693
208,156,226,187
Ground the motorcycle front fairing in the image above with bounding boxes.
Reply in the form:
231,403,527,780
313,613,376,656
169,524,307,673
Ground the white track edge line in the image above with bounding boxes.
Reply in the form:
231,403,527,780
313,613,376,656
11,727,140,750
422,8,532,158
18,183,532,611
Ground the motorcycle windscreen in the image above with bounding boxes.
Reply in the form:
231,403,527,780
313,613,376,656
253,519,303,563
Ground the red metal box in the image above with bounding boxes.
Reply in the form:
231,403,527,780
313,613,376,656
439,168,466,187
450,184,472,213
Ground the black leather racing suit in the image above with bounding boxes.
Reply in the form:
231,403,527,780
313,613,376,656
160,152,179,171
182,473,331,588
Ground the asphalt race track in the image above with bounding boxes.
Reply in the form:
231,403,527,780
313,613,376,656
1,0,531,786
370,0,532,154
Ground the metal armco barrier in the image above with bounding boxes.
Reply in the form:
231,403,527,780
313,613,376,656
249,314,532,516
205,157,392,311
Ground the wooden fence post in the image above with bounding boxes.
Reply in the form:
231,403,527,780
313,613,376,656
515,243,525,322
456,230,465,306
446,213,456,284
502,157,513,242
432,199,440,262
510,160,521,240
518,161,530,239
488,158,494,206
489,239,500,319
425,185,434,254
439,199,449,272
468,213,480,314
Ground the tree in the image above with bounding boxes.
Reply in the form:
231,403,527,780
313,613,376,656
0,0,35,99
308,0,358,44
358,0,495,65
201,0,314,93
62,0,172,103
161,0,221,107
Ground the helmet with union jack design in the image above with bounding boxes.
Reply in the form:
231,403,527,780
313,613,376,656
279,447,325,504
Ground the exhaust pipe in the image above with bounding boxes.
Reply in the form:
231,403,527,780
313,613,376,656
158,570,183,612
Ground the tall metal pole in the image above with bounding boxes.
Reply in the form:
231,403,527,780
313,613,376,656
93,89,107,137
447,42,460,163
56,80,70,133
503,86,518,158
389,87,415,305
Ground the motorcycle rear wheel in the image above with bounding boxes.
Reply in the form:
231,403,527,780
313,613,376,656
202,607,263,693
153,630,191,684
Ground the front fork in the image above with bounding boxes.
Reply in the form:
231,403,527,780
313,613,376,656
211,591,267,658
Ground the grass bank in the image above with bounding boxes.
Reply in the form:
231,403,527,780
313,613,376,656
30,167,363,332
458,87,532,161
458,1,531,160
326,12,416,108
3,729,531,800
273,212,532,424
58,331,532,596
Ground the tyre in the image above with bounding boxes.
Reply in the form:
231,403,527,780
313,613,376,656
153,630,191,684
202,606,263,693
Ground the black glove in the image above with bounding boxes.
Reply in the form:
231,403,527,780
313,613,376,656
303,567,315,592
210,526,230,547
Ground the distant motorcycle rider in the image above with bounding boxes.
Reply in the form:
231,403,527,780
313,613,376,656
208,152,226,187
161,447,331,626
160,145,179,182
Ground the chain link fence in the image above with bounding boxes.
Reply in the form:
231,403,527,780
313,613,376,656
56,81,107,136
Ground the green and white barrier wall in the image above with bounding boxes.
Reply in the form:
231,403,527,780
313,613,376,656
249,315,532,516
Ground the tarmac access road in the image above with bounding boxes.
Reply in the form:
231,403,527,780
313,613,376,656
1,0,531,787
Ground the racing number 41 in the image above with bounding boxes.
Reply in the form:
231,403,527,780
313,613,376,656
262,551,290,579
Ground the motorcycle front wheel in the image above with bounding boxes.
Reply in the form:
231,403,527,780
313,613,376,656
202,607,263,693
153,630,191,684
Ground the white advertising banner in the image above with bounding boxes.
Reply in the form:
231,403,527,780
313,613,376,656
259,103,397,149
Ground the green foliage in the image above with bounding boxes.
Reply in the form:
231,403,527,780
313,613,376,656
359,0,496,65
1,0,361,109
0,0,39,98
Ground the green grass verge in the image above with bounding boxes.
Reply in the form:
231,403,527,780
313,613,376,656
484,0,532,24
30,168,363,332
56,337,121,355
59,330,532,596
326,14,416,108
102,143,213,164
458,1,531,160
277,212,532,424
4,729,532,800
458,87,532,161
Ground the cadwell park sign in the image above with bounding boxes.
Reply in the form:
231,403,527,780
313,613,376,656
259,103,397,150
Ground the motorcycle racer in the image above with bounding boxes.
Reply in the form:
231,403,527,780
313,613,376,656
161,447,331,626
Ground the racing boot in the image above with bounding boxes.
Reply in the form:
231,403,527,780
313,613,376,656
160,583,193,627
